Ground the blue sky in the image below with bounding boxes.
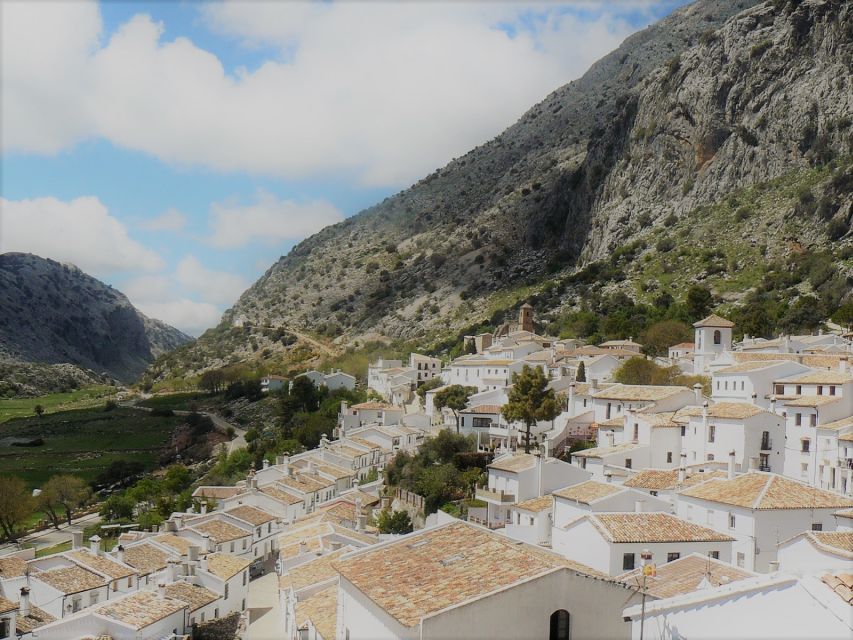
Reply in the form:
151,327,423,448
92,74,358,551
1,0,688,335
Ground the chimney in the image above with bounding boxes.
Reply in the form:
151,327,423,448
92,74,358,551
72,530,84,551
840,358,849,374
89,535,102,555
702,401,709,419
329,540,342,552
380,496,391,510
158,582,166,598
115,545,125,564
749,456,759,471
320,434,329,449
769,560,780,573
263,459,270,470
568,382,575,411
728,450,736,480
174,515,183,530
276,455,285,466
188,545,200,562
299,540,308,555
202,533,213,553
281,456,290,477
607,432,615,447
751,392,757,403
770,395,777,414
634,499,645,513
307,460,317,475
542,440,550,460
199,555,209,572
19,587,31,618
693,383,703,404
604,471,613,483
200,503,208,515
340,401,349,416
168,559,181,582
677,465,686,484
357,513,367,532
590,378,599,394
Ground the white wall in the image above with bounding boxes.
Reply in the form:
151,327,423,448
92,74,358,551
777,536,852,574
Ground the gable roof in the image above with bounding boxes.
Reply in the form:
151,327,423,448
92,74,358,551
225,505,278,526
333,522,600,629
778,370,853,385
191,518,249,543
591,384,690,402
821,573,853,606
624,469,727,491
0,555,27,578
783,531,853,559
97,590,186,629
294,585,338,640
715,360,789,374
513,495,554,512
679,473,853,510
571,442,646,459
205,553,251,580
488,453,537,473
553,480,623,504
122,542,171,575
163,582,220,612
34,565,107,594
66,549,136,580
586,513,733,543
618,553,755,599
0,596,16,615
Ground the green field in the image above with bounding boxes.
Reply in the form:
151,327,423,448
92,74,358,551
0,407,182,488
136,392,208,412
0,386,117,423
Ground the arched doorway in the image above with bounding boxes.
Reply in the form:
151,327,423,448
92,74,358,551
549,610,570,640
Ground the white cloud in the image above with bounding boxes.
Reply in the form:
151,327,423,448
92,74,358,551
175,255,248,305
0,195,164,276
133,298,222,337
139,208,188,232
2,0,647,186
207,190,344,248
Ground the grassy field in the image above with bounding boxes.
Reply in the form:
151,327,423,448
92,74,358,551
0,386,117,424
136,392,209,411
0,407,182,488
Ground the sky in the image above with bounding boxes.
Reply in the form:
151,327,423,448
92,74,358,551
0,0,690,336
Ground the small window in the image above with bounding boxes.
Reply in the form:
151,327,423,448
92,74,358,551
625,458,632,469
774,384,784,395
707,454,715,461
709,551,719,559
0,618,10,640
713,330,721,345
728,513,736,529
817,385,823,395
810,414,817,427
623,553,636,570
112,582,117,592
650,491,658,497
708,425,715,443
736,552,745,568
740,381,745,391
802,439,810,453
224,584,229,599
681,426,686,437
632,425,639,441
230,542,235,552
667,552,680,563
243,571,248,586
667,452,673,464
796,385,802,395
829,386,836,396
811,523,823,531
795,413,802,426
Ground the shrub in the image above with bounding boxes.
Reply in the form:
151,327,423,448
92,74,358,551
656,237,675,253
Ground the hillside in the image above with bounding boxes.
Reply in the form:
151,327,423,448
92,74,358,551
0,253,192,384
151,0,852,380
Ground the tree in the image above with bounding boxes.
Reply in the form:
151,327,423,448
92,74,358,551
433,385,477,434
685,285,713,321
416,377,443,402
40,475,91,527
642,320,692,357
575,361,586,382
0,475,35,542
285,376,321,415
199,369,226,394
612,357,659,385
34,404,44,418
100,493,135,521
501,365,561,453
375,509,413,534
163,465,193,494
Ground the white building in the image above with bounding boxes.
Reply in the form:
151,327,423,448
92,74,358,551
777,530,853,574
261,375,288,393
693,314,734,374
676,471,853,572
710,359,809,407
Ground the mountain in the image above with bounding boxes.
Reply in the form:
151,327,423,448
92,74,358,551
0,253,192,384
152,0,852,379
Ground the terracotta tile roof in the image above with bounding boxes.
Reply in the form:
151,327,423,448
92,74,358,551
340,489,381,507
192,519,249,544
153,534,193,556
205,553,251,580
34,565,107,594
779,371,853,385
624,469,727,491
67,549,136,580
819,416,853,431
570,382,615,396
804,531,853,559
513,495,553,512
715,360,789,373
351,402,396,410
15,605,55,633
327,444,367,461
571,442,646,458
731,352,846,369
280,547,351,592
460,404,503,414
226,505,278,526
0,596,16,615
294,585,338,640
122,542,171,575
600,339,643,348
164,581,219,612
783,395,841,407
598,416,625,428
0,556,27,578
703,402,767,419
97,590,186,629
670,342,695,349
333,522,598,628
618,553,754,599
348,437,382,450
591,384,690,402
192,486,241,499
261,484,305,506
589,513,733,543
693,314,734,328
840,432,853,443
821,573,853,606
679,473,853,510
553,480,623,504
834,508,853,520
488,453,537,473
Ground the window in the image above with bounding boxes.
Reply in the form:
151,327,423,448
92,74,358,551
801,462,809,477
796,385,802,395
811,523,823,531
243,571,248,586
242,599,246,611
214,609,219,618
681,426,686,437
795,413,802,426
802,439,810,453
0,618,10,640
724,381,728,391
632,424,639,442
625,458,632,469
728,513,736,529
709,551,719,560
230,542,235,552
650,491,659,497
200,612,205,623
810,414,817,427
622,553,636,570
829,385,836,396
606,403,612,420
736,553,745,568
243,539,247,550
72,597,82,612
817,385,823,395
90,592,99,605
256,527,261,537
224,584,229,599
708,425,715,443
112,582,117,592
740,381,745,391
550,610,571,640
716,381,720,391
707,454,715,461
667,553,680,563
713,330,721,345
667,452,673,464
774,384,784,395
190,617,195,627
127,577,132,588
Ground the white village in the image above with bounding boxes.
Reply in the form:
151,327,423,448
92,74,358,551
2,306,851,640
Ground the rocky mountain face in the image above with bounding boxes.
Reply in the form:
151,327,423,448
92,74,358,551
0,253,191,384
154,0,852,379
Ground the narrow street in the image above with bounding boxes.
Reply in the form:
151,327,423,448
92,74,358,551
246,572,283,640
0,511,101,556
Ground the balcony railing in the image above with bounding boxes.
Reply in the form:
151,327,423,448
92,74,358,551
475,486,516,503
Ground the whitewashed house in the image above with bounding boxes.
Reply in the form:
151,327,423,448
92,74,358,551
710,359,809,407
777,530,853,573
692,314,734,374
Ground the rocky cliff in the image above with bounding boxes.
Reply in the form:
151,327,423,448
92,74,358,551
0,253,192,384
152,0,852,379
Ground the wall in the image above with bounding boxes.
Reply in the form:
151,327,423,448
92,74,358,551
777,536,852,574
337,576,416,640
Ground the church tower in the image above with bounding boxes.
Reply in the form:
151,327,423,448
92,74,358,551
519,303,534,334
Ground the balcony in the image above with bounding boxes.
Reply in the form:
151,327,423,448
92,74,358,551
475,486,516,503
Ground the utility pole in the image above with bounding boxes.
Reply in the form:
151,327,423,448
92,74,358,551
639,548,655,640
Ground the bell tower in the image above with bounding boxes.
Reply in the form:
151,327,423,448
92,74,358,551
519,303,534,334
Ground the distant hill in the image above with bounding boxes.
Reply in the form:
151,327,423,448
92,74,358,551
150,0,852,380
0,253,192,384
